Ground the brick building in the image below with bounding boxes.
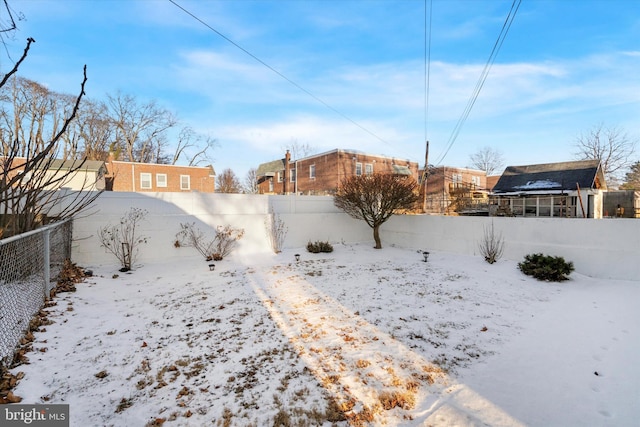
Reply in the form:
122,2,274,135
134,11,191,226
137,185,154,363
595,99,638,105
106,159,216,192
422,166,489,215
256,149,420,195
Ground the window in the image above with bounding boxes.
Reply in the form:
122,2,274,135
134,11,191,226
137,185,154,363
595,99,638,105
365,163,373,175
277,171,283,182
452,173,462,185
538,197,552,217
156,173,167,188
471,176,480,188
553,196,571,217
290,168,296,182
511,198,524,216
525,198,537,216
140,173,152,189
355,162,363,176
269,178,274,192
180,175,190,190
309,164,316,179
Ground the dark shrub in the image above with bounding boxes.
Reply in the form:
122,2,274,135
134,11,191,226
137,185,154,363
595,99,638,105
306,240,334,253
518,253,574,281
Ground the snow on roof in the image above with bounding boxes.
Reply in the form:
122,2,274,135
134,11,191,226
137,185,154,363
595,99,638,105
514,179,562,190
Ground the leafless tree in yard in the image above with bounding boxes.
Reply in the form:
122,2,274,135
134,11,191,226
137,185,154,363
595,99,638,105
574,124,637,185
468,146,505,176
107,91,177,163
334,173,419,249
69,99,113,161
216,168,242,193
0,38,101,237
170,126,217,166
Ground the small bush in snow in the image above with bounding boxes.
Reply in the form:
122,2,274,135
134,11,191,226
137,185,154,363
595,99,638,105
478,221,504,264
98,207,148,271
306,240,333,253
176,223,244,260
518,253,574,281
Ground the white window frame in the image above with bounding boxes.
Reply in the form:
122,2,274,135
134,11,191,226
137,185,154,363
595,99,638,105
156,173,167,188
180,174,190,190
309,164,316,179
355,162,363,176
290,168,296,182
140,172,152,189
365,163,373,175
277,171,283,183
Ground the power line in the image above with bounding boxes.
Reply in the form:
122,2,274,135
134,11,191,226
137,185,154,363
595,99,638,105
168,0,393,148
433,0,522,166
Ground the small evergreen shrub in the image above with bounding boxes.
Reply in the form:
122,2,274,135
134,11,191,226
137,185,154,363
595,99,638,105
306,240,334,253
518,253,574,281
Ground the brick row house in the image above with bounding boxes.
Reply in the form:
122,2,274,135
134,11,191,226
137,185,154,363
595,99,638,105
257,149,420,195
106,158,216,192
421,166,489,215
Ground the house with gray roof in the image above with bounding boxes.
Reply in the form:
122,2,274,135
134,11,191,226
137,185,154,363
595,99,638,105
490,160,607,218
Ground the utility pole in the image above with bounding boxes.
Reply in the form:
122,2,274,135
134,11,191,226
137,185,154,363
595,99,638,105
422,140,429,213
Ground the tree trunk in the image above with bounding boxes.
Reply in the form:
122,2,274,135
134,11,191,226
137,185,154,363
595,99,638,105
373,224,382,249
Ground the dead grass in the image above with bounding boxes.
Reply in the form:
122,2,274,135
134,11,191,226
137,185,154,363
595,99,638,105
378,389,416,410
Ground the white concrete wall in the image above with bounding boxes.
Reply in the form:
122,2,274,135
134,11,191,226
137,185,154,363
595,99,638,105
71,193,639,280
382,215,639,280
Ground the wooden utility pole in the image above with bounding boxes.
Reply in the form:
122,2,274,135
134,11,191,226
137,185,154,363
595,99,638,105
422,140,429,213
576,182,586,218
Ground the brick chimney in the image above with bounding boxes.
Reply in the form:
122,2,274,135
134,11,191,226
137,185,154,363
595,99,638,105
284,150,291,194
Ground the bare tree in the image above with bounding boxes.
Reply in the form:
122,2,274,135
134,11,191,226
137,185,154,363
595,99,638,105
75,99,113,161
281,139,315,160
334,173,419,249
574,124,637,183
107,91,177,163
468,146,505,175
170,126,217,166
242,167,258,194
216,168,242,193
0,76,72,158
0,38,100,237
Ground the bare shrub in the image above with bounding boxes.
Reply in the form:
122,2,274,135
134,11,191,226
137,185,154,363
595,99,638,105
478,221,504,264
265,206,287,253
212,225,244,259
176,222,244,260
98,207,148,271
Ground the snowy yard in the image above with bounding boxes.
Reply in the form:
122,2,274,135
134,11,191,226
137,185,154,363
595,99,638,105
9,244,640,426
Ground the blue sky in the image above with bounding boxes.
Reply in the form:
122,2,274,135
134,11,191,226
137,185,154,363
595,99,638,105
5,0,640,178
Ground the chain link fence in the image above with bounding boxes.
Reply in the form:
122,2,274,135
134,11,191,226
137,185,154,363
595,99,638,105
0,219,72,367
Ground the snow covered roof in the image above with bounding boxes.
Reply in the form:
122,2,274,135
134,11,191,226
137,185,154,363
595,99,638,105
492,159,606,194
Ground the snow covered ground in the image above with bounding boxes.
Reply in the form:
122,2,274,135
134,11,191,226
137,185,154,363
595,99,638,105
9,244,640,426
